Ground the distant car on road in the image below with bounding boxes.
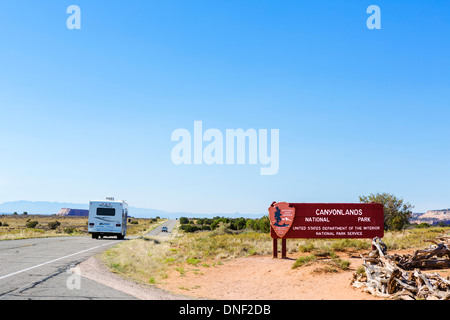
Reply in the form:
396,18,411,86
161,226,168,232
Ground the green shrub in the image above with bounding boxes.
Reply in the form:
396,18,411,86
187,258,200,266
48,221,61,230
245,216,270,233
26,220,39,228
415,222,431,229
292,250,350,271
64,227,75,234
333,258,350,270
331,239,370,251
356,265,366,276
292,254,317,269
299,242,315,253
211,218,230,230
179,217,189,224
180,224,201,233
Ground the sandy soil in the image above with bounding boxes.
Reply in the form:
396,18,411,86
157,252,382,300
79,251,379,300
80,248,449,300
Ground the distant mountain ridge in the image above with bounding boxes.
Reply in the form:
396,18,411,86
0,200,264,219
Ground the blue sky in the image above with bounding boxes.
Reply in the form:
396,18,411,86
0,1,449,214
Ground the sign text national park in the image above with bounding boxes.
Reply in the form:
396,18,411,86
269,202,384,239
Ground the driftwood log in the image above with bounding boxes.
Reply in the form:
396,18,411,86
352,236,450,300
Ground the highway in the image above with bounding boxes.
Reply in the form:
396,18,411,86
145,219,178,237
0,219,177,300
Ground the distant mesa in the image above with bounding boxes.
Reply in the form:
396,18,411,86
57,208,89,217
411,209,450,225
422,209,450,219
0,200,264,219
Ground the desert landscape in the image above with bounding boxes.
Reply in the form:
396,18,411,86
99,221,450,300
2,214,450,300
158,253,379,300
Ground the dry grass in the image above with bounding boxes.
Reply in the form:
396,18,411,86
102,237,174,284
0,214,160,240
100,231,362,285
125,219,163,236
0,215,88,240
101,230,275,285
381,227,450,249
100,226,450,287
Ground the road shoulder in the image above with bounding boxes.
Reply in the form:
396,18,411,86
77,255,190,300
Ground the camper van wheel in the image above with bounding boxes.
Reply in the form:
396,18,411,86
92,233,98,239
117,234,124,240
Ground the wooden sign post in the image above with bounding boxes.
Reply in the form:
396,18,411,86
272,238,287,259
269,202,384,258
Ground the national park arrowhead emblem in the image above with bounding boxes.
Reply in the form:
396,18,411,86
268,202,295,238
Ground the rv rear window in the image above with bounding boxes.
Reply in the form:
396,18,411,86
96,208,116,216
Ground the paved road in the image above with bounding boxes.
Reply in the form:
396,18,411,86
0,220,179,300
145,219,177,237
0,236,136,300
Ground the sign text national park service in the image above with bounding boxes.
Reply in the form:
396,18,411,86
269,202,384,239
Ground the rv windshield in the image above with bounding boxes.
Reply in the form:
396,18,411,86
96,208,116,216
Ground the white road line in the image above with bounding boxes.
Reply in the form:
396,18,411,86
0,241,116,281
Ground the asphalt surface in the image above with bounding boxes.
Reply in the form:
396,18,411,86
0,219,177,300
145,219,177,237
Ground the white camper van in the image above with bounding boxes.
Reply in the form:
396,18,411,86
88,198,128,239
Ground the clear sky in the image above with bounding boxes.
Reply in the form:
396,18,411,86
0,1,449,214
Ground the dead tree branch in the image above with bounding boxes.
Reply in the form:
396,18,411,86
352,234,450,300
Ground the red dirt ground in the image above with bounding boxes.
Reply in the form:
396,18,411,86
158,252,383,300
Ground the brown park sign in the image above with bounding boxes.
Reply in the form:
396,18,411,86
269,202,384,239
